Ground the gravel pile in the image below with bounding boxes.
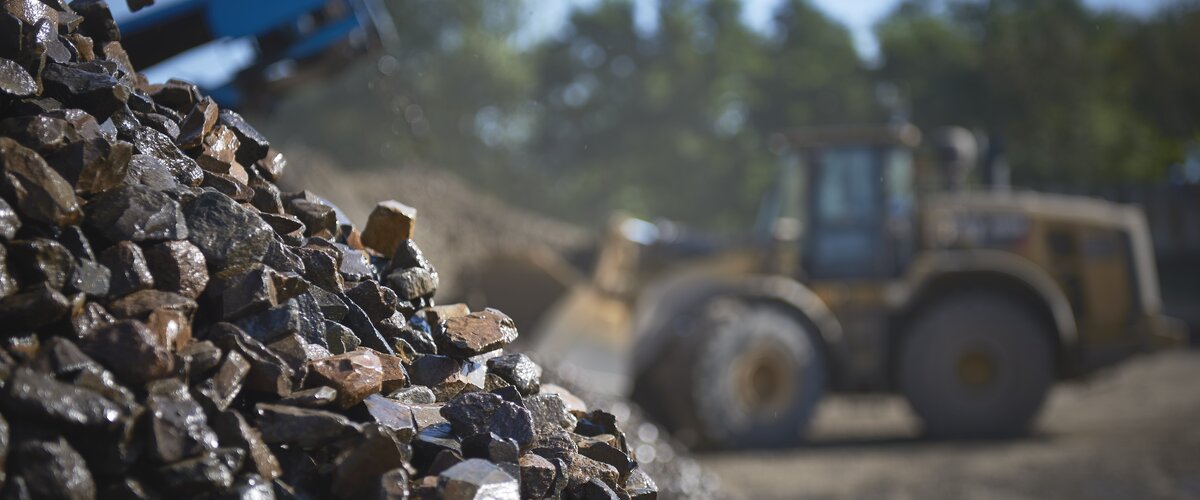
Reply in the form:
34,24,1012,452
0,1,654,498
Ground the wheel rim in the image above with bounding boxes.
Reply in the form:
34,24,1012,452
730,341,798,416
955,349,998,390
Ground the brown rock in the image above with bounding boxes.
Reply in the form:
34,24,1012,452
361,200,417,257
438,308,520,358
306,349,383,409
0,137,81,227
144,240,209,299
177,96,218,149
377,352,410,393
146,307,191,351
82,319,175,385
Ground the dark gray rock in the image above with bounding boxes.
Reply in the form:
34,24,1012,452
486,353,542,396
85,184,187,242
145,377,219,463
441,392,535,451
0,137,82,227
184,191,273,269
82,319,174,385
100,240,154,297
144,239,208,299
438,458,519,500
255,403,362,449
12,438,96,500
8,237,74,289
278,386,337,408
386,267,437,301
3,366,124,431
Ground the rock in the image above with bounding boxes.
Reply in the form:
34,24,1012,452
541,384,588,414
305,349,383,409
254,148,287,182
279,386,337,408
100,240,154,297
578,437,634,482
154,449,238,495
339,294,393,355
0,57,38,97
363,394,417,439
520,453,558,500
217,109,269,166
437,309,519,358
66,258,110,297
0,137,82,227
40,61,129,120
285,196,337,238
486,353,541,396
211,410,282,482
88,185,185,241
45,136,130,194
145,377,219,463
181,340,222,379
324,320,360,354
258,212,305,245
0,197,19,239
572,478,621,500
344,279,398,324
196,350,250,411
71,0,121,42
3,366,124,431
144,240,208,298
462,432,519,465
129,125,204,186
0,282,72,329
177,96,217,149
298,246,344,292
255,403,361,449
390,385,437,405
184,191,273,269
377,351,409,393
123,153,181,192
441,392,534,451
209,323,294,397
438,458,519,500
234,296,326,348
82,319,174,385
106,289,196,319
625,468,658,500
372,468,410,500
362,200,417,257
12,438,96,500
220,265,279,320
386,267,437,301
331,425,412,499
568,453,620,491
8,237,74,289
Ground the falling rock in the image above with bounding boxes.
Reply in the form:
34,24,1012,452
145,377,220,463
437,309,519,358
144,239,208,299
100,240,154,297
305,349,383,409
438,458,519,500
361,200,416,257
183,191,273,269
12,438,96,500
0,137,82,227
82,319,174,385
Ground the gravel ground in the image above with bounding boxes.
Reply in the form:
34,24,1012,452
701,350,1200,500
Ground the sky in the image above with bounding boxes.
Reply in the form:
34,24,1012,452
120,0,1178,87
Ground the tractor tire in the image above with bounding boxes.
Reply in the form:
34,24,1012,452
633,298,826,449
898,293,1054,438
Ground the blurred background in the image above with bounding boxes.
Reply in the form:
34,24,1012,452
117,0,1200,498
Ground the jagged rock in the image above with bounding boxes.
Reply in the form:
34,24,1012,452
255,404,362,449
279,386,337,408
8,237,74,289
362,200,417,257
184,191,273,269
437,309,519,358
144,240,208,299
441,392,534,451
0,137,82,226
387,267,437,301
12,438,96,500
486,353,541,396
82,319,174,385
100,240,154,297
306,349,383,409
196,350,250,411
145,377,219,463
3,366,125,431
86,184,187,242
438,458,519,500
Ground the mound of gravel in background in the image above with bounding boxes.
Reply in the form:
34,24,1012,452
279,145,591,300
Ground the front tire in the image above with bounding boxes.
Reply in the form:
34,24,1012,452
898,293,1055,438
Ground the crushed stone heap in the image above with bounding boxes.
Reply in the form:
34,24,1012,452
0,1,657,498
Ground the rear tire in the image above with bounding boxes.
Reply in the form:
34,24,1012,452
633,298,826,449
898,293,1054,438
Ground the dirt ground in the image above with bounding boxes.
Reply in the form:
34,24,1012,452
700,349,1200,500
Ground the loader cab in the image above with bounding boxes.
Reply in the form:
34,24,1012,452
760,125,921,280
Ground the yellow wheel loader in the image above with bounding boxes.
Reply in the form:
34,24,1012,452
462,124,1184,448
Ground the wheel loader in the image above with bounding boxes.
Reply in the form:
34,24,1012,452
461,124,1184,447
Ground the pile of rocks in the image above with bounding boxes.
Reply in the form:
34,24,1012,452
0,0,655,498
